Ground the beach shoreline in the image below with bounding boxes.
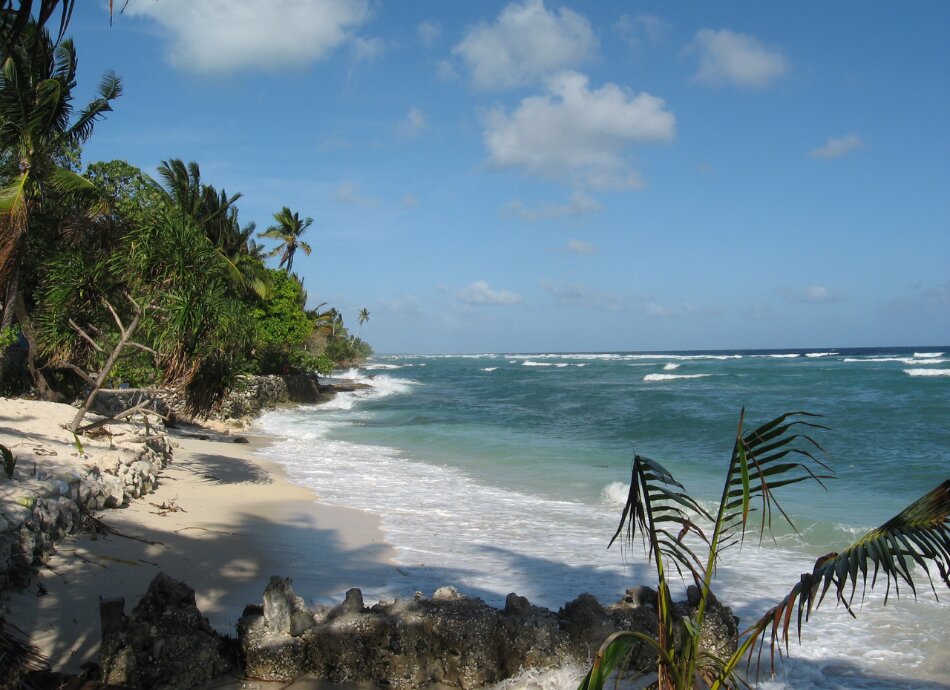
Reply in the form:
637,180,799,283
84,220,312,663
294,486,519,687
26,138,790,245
1,399,398,677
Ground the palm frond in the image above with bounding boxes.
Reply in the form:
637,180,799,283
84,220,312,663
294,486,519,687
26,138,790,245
610,453,711,581
68,69,121,143
717,410,831,553
734,480,950,679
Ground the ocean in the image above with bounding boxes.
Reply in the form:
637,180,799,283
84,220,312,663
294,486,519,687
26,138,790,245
255,347,950,690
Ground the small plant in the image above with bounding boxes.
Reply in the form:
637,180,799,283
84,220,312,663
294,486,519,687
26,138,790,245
579,409,950,690
1,443,16,479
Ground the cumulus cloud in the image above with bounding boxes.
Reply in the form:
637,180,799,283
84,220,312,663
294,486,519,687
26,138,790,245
566,239,597,255
453,0,597,89
507,191,602,221
809,133,863,159
457,281,523,305
123,0,373,74
614,13,667,50
776,285,844,304
692,29,788,88
395,107,428,138
335,182,378,207
483,71,674,189
417,20,442,48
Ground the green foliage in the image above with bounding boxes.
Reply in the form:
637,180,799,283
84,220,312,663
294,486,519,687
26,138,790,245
0,325,18,349
580,411,950,690
252,269,313,350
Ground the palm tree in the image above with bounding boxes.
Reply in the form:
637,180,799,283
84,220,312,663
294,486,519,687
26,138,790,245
1,1,75,61
151,158,268,298
0,19,120,396
357,307,369,336
580,410,950,690
258,206,312,274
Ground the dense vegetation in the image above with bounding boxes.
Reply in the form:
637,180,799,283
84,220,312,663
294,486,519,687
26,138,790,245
0,16,371,413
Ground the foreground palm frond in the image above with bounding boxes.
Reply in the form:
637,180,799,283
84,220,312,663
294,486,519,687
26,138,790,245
733,479,950,679
611,453,711,578
579,409,948,690
716,409,832,556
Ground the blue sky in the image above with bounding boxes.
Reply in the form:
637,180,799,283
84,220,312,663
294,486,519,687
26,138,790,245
69,1,948,354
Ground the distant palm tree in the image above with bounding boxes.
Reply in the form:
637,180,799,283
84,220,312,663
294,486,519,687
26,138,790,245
257,206,312,274
357,307,370,337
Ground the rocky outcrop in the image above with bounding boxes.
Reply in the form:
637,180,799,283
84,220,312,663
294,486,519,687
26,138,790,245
92,573,738,690
237,577,739,690
99,573,233,689
0,416,173,589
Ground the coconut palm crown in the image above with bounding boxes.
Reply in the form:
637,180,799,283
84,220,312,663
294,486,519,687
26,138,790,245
257,205,313,274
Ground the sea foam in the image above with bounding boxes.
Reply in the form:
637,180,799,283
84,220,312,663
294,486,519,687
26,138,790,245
643,373,711,381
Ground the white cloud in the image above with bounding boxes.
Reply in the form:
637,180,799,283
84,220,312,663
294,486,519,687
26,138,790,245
566,239,597,255
351,35,387,63
483,71,675,189
809,133,863,159
507,191,602,221
453,0,597,89
417,20,442,48
692,29,788,89
614,13,667,50
777,285,844,304
457,281,523,305
335,182,378,207
124,0,373,74
395,107,428,138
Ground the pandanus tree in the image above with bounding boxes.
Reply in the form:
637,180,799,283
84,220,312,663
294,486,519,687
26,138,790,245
0,18,119,396
258,205,312,274
580,410,950,690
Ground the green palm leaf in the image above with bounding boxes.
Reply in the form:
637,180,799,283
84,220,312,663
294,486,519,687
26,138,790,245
718,410,831,553
733,480,950,679
610,453,711,580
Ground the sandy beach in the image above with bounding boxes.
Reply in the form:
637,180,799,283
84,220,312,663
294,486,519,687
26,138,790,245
1,403,397,678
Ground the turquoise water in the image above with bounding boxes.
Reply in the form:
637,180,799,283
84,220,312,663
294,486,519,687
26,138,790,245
257,348,950,689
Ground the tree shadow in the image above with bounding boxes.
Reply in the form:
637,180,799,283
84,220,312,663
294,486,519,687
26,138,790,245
174,451,273,485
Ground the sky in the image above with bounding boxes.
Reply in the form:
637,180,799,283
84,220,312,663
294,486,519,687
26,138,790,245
67,1,949,354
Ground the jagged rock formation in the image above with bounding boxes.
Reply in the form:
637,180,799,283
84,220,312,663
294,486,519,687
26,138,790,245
96,573,738,690
237,577,738,690
98,573,233,689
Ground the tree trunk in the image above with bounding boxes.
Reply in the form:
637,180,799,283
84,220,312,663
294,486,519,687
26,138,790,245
13,291,60,402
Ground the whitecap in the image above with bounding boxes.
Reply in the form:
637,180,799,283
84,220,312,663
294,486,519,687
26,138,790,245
522,361,554,367
914,352,944,358
904,369,950,377
805,352,838,358
643,373,711,382
482,367,498,372
663,363,680,371
601,481,629,506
